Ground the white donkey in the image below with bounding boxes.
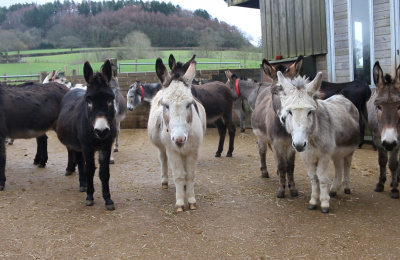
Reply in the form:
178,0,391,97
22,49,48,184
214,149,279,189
148,57,206,212
274,71,359,213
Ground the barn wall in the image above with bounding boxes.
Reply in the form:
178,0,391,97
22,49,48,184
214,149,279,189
65,68,261,129
260,0,327,60
373,0,392,74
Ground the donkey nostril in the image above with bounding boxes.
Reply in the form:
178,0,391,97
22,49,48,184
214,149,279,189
303,142,307,148
95,128,110,139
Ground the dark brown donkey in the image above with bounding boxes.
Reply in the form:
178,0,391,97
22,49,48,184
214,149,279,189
251,56,304,198
0,82,69,190
168,54,236,157
56,60,117,210
368,61,400,199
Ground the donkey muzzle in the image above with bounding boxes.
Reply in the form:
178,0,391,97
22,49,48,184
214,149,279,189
382,140,397,151
94,117,111,139
292,141,307,152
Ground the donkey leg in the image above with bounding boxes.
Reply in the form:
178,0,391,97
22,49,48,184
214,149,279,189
342,153,354,194
305,160,318,210
65,149,76,176
329,157,344,197
113,122,120,152
83,150,96,207
226,118,236,157
317,159,331,213
99,149,115,210
74,151,86,192
170,157,186,212
375,147,388,192
158,149,168,189
287,150,298,197
233,99,246,133
388,149,400,198
0,139,6,190
185,154,198,210
358,113,365,149
257,140,269,178
214,118,226,157
34,134,48,167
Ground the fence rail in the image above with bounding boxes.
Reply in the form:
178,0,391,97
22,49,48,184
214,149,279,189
118,62,242,73
1,73,43,83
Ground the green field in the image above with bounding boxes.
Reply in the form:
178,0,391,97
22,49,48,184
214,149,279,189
0,49,263,77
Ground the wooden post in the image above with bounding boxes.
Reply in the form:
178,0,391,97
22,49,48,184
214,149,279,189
64,66,68,76
135,58,138,72
72,69,77,76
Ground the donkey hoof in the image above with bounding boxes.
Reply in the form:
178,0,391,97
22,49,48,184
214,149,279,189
215,153,221,157
226,153,232,157
176,205,184,213
86,200,94,206
79,186,87,192
162,183,168,189
0,185,4,191
106,204,115,210
276,191,285,198
321,208,330,214
391,192,399,199
374,185,384,192
38,163,46,168
113,148,118,152
109,159,115,164
344,188,351,194
189,203,197,210
65,171,73,176
308,204,317,210
261,172,269,178
329,191,337,197
290,189,299,197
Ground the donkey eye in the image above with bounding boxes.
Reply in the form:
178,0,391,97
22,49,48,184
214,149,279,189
376,105,382,112
288,110,292,116
307,111,312,116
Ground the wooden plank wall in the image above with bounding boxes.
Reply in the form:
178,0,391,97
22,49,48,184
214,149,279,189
260,0,327,60
374,0,392,74
333,0,350,83
65,68,261,129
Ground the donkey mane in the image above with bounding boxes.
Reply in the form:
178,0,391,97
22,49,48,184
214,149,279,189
384,74,393,83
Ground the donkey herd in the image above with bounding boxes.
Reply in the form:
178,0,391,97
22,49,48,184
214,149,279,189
1,53,399,214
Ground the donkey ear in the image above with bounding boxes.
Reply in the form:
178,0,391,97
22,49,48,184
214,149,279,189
182,60,197,86
276,71,295,96
373,61,385,89
306,72,323,96
156,58,172,87
262,58,277,80
83,61,93,84
288,55,303,78
101,59,113,83
168,54,176,70
225,70,236,84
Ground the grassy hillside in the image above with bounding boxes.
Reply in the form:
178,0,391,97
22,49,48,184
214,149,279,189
0,49,263,77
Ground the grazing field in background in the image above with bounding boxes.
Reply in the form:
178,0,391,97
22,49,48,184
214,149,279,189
0,48,263,76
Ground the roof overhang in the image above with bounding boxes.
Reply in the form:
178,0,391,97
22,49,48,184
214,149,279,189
226,0,259,9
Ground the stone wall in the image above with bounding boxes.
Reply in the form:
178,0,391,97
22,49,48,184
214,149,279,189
65,68,261,129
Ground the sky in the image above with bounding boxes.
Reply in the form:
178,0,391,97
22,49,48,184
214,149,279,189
1,0,262,45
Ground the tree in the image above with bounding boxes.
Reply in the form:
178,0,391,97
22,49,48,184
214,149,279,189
0,30,25,62
194,9,210,20
123,30,152,59
60,35,82,51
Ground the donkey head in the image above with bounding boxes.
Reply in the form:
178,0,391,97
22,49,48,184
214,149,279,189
84,59,116,140
274,71,323,152
156,56,197,148
262,55,304,81
372,61,400,151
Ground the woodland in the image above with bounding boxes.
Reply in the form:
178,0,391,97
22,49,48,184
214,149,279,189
0,0,253,61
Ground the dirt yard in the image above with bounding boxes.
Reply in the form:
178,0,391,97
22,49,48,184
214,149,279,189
0,128,399,259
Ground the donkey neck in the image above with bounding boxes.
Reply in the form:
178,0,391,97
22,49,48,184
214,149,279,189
238,80,267,110
142,83,162,102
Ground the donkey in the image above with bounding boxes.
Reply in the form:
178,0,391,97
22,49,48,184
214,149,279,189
367,62,400,199
56,60,116,210
148,57,206,212
225,70,271,132
0,81,69,190
126,81,162,111
319,80,371,148
251,56,303,198
274,71,359,213
169,54,236,157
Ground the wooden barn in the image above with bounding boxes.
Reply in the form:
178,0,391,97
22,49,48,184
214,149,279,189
227,0,399,85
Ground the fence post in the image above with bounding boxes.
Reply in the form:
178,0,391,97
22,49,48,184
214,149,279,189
72,69,77,76
39,71,47,83
64,66,68,76
135,58,138,72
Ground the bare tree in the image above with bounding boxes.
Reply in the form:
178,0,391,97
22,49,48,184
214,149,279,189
123,30,153,59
